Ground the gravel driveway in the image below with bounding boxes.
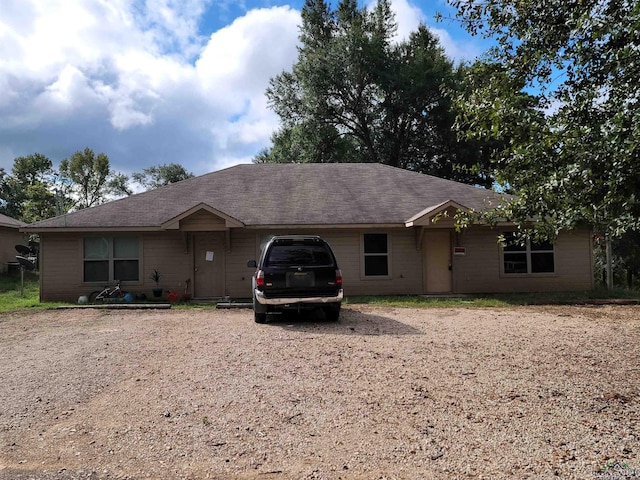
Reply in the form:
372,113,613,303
0,305,638,479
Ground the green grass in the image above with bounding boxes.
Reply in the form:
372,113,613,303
1,272,638,313
344,289,640,308
0,272,66,312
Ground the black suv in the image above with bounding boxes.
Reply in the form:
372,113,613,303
247,235,343,323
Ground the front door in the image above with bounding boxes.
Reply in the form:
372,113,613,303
193,233,225,297
424,230,452,293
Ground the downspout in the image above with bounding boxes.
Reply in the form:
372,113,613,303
605,233,613,291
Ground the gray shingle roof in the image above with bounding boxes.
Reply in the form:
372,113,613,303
0,213,26,229
26,163,507,230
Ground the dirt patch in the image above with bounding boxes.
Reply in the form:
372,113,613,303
0,305,639,479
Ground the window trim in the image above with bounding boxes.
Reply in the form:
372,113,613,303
82,235,143,284
361,232,392,280
500,232,556,277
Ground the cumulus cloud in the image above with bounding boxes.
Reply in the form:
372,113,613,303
0,0,300,175
0,0,482,177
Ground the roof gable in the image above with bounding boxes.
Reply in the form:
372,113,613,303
405,200,471,227
162,203,244,230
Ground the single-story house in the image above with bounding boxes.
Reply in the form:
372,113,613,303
23,163,594,302
1,213,28,274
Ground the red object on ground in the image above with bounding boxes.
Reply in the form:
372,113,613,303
167,291,179,303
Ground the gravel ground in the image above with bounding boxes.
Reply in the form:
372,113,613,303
0,304,639,480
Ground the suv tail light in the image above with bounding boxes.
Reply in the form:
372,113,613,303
335,269,342,287
255,269,265,288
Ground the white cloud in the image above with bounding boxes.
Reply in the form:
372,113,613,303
389,0,425,40
0,1,300,175
0,0,483,179
196,7,299,105
35,65,101,111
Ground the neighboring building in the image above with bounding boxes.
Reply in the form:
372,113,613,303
23,163,593,302
1,213,28,274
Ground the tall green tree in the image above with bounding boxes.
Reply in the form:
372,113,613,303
0,153,56,221
260,0,494,187
132,163,194,191
59,148,131,210
448,0,640,285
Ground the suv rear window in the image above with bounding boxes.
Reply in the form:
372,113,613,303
265,244,334,267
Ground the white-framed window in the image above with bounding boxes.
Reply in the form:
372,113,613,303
362,233,390,277
502,232,555,275
83,236,140,283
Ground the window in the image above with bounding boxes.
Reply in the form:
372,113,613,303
83,236,140,282
265,244,334,267
503,232,554,274
363,233,389,276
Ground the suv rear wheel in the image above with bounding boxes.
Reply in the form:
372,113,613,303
324,305,340,321
253,297,267,323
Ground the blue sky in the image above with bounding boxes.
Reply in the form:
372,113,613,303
0,0,491,178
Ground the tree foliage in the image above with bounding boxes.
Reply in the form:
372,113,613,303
612,231,640,289
132,163,194,191
448,0,640,239
0,153,55,222
259,0,495,187
58,148,131,210
1,149,131,222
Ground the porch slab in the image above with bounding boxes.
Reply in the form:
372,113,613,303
57,303,172,310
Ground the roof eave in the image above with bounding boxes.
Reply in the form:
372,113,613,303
243,223,407,230
21,226,164,233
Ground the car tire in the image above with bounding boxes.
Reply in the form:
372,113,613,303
253,295,267,323
325,305,340,321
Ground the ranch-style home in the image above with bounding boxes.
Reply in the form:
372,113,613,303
1,213,27,273
23,163,594,302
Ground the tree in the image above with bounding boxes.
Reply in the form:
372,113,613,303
132,163,194,191
59,148,131,210
254,123,361,164
447,0,640,287
260,0,494,187
0,153,55,221
613,231,640,289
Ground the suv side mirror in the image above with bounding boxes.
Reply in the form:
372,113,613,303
247,260,257,268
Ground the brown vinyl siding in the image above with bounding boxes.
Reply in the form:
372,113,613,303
236,228,423,297
39,233,83,302
1,226,28,272
142,232,192,296
38,225,593,302
308,228,422,296
452,227,593,293
179,210,226,231
224,229,256,298
40,232,193,302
